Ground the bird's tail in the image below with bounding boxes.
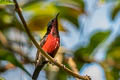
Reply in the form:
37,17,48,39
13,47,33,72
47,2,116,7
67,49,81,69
32,61,48,80
32,54,48,80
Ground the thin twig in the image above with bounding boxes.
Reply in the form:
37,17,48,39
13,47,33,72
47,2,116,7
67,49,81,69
0,31,33,63
12,0,91,80
8,40,32,47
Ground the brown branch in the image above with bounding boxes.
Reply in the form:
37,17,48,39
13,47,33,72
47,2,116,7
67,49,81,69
12,0,91,80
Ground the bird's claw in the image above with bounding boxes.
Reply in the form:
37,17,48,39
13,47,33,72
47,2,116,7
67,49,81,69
49,59,57,66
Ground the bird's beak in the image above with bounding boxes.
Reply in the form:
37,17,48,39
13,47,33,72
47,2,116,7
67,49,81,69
55,13,60,19
52,13,60,27
54,13,59,23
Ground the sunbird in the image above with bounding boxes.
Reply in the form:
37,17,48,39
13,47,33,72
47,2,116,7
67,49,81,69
32,13,60,80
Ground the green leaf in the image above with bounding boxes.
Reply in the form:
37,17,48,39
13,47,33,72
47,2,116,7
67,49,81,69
23,1,85,29
55,5,80,27
23,2,67,35
0,77,5,80
0,0,14,5
0,9,24,31
27,15,67,37
75,31,111,56
104,63,120,80
104,35,120,80
56,69,68,80
111,68,120,80
55,0,85,27
74,31,111,69
107,36,120,63
23,2,58,15
111,1,120,20
72,0,84,8
0,49,31,77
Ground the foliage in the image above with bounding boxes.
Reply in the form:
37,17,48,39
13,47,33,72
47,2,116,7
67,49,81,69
105,36,120,80
0,77,5,80
74,31,111,69
0,49,31,76
0,0,14,5
0,0,120,80
22,0,85,36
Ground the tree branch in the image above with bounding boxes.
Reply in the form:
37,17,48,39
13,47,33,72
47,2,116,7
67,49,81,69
12,0,91,80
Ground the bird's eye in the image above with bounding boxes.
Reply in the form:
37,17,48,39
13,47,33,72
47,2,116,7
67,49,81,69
52,20,54,22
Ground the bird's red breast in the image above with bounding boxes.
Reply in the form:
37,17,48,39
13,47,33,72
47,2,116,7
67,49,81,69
42,34,60,57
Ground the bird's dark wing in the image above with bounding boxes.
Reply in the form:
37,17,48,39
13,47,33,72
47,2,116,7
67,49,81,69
32,35,48,80
39,35,48,47
35,35,48,66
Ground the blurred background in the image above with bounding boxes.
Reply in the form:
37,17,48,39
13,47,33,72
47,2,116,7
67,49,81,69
0,0,120,80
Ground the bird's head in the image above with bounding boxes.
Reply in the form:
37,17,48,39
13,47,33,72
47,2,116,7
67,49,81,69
47,13,59,37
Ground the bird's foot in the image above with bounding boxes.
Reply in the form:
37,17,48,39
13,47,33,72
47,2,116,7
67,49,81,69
49,59,57,66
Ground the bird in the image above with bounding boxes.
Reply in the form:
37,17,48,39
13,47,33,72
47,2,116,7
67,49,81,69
32,13,60,80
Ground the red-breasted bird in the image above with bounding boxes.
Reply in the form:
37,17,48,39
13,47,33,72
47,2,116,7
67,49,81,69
32,14,60,80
